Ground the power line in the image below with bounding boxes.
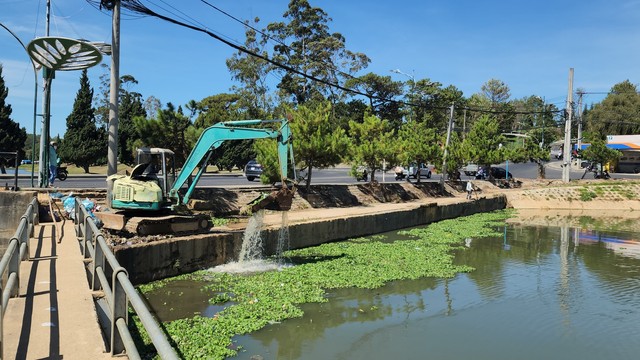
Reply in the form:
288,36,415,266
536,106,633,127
86,0,566,119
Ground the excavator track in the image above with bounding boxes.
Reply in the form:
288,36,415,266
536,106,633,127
125,214,212,236
96,211,212,236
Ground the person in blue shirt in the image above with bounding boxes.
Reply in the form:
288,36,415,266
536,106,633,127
49,141,59,187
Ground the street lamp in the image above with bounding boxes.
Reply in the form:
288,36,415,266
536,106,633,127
0,22,41,187
390,69,416,122
27,36,103,187
391,68,415,83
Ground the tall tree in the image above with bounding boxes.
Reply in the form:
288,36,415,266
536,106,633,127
585,80,640,135
475,79,516,131
226,17,274,118
397,118,441,183
144,96,162,119
288,101,350,190
58,69,105,173
344,73,404,130
0,65,28,173
348,113,396,182
462,115,506,175
481,79,511,105
192,93,253,171
193,93,243,128
267,0,369,104
133,102,192,167
442,131,465,180
118,89,146,165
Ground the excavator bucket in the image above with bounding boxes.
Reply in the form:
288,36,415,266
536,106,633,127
242,186,296,214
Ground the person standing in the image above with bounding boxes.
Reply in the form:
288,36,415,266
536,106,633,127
466,180,474,200
48,141,58,187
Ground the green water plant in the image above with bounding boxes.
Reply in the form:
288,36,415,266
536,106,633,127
133,210,512,359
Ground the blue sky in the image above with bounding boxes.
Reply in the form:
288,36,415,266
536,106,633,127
1,0,638,138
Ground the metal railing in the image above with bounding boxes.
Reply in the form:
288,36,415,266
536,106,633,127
0,197,37,357
74,199,179,359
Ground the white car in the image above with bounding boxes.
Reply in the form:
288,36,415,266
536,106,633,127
408,164,432,179
462,163,479,176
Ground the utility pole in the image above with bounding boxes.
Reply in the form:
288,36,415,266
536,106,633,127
37,0,52,188
540,96,545,148
576,90,584,151
106,0,121,206
562,68,574,183
462,108,467,139
440,104,455,189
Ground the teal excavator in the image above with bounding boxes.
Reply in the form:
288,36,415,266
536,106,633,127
97,119,296,235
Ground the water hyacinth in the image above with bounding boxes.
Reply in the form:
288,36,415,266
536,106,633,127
133,210,512,359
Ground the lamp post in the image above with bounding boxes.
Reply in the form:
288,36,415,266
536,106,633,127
27,36,103,187
0,22,40,187
390,68,415,121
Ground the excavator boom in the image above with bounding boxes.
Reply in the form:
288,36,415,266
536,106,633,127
169,119,294,206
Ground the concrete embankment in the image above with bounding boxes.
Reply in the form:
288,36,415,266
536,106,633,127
0,190,38,251
114,194,507,284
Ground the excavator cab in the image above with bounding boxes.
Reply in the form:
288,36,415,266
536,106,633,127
135,148,176,198
108,148,176,212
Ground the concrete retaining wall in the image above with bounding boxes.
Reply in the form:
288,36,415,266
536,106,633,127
115,195,507,284
0,191,38,251
0,190,38,233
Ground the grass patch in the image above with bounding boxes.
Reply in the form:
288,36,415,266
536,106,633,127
578,188,597,201
133,210,512,359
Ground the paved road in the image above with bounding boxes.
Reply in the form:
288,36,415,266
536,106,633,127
3,160,638,191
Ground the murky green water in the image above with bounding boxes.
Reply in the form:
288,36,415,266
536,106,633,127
145,220,640,360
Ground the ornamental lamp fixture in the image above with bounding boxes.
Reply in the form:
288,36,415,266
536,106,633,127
27,37,103,71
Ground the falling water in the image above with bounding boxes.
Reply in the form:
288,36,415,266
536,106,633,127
210,209,293,274
238,209,265,262
276,211,290,261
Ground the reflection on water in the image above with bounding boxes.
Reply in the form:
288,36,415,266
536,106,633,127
145,216,640,360
577,230,640,259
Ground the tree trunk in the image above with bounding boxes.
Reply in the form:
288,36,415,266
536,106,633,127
83,165,90,173
305,166,312,192
536,160,546,179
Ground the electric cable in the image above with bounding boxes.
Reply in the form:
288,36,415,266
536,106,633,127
86,0,568,118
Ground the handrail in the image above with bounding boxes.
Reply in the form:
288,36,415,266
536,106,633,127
0,197,37,358
74,198,179,359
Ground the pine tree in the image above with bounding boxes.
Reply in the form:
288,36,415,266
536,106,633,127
0,65,28,173
118,90,146,165
58,69,105,173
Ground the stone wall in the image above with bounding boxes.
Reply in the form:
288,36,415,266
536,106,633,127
115,195,506,284
0,190,38,251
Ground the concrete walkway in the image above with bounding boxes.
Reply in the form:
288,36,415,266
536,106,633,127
3,220,114,360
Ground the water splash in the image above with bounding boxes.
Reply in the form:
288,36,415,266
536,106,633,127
238,209,265,262
209,259,287,274
211,209,293,274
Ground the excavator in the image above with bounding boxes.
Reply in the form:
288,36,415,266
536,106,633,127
96,119,296,236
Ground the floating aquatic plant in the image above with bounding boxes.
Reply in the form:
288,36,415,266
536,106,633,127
133,210,512,359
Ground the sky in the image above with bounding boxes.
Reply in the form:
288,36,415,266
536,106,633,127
1,0,639,138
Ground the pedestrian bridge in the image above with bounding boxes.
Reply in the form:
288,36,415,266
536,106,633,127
0,191,178,360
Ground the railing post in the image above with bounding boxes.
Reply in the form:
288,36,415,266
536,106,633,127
8,238,19,298
92,238,103,291
111,267,128,355
19,217,29,261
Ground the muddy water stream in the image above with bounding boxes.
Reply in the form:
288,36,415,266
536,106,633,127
144,217,640,360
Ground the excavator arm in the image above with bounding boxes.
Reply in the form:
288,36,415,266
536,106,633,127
168,119,295,207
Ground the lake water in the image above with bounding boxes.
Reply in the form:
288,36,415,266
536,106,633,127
145,218,640,360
